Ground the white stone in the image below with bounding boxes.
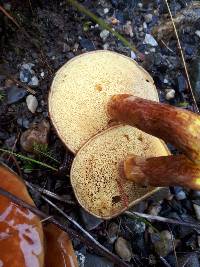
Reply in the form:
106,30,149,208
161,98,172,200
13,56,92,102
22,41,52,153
115,237,132,262
100,29,110,41
193,204,200,221
164,78,169,84
144,34,158,47
165,89,175,100
104,8,109,14
195,30,200,38
144,14,153,23
143,22,147,29
131,51,137,60
137,2,143,8
40,72,45,78
28,76,39,87
26,95,38,113
103,43,109,50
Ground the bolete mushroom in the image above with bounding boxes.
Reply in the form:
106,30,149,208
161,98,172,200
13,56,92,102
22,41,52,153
49,50,159,153
107,94,200,190
70,125,169,219
44,224,78,267
0,164,44,267
0,164,78,267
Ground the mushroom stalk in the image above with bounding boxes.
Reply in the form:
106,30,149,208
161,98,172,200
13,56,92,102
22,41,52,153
107,94,200,164
123,155,200,190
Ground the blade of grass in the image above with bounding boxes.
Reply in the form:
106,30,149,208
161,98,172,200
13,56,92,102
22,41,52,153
33,145,60,164
67,0,142,58
0,148,58,171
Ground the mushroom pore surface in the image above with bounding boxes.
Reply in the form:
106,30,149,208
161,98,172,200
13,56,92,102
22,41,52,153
70,125,169,219
49,50,158,153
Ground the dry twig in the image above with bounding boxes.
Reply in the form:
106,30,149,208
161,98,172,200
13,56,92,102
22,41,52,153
125,211,200,230
25,181,75,205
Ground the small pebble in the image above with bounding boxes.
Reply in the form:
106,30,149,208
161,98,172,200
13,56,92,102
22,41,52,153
80,208,103,231
100,29,110,41
193,204,200,221
143,22,147,29
144,14,153,23
26,95,38,113
125,217,146,234
107,223,119,244
165,89,175,100
195,30,200,38
103,43,109,50
20,119,50,153
131,51,137,60
7,86,27,104
153,230,174,257
115,237,132,262
144,34,158,47
191,190,200,199
148,203,162,216
40,72,45,78
104,8,109,14
175,190,186,200
28,76,39,87
123,21,133,37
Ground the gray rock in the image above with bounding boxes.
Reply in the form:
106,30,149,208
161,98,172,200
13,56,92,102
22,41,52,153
80,208,103,231
115,237,132,262
123,21,133,37
85,253,114,267
144,14,153,23
76,252,86,267
125,217,146,234
153,230,174,257
107,222,119,244
80,38,95,51
144,34,158,47
20,63,34,83
7,86,27,104
26,95,38,113
193,204,200,221
147,203,162,216
178,253,200,267
165,89,175,101
17,118,30,129
175,190,186,200
20,120,50,153
100,30,110,41
28,76,39,87
191,190,200,199
131,51,137,60
195,30,200,38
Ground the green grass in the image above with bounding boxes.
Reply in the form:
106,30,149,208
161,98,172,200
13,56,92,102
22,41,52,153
0,148,58,171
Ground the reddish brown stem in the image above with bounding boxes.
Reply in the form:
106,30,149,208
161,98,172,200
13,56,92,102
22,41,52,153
123,154,200,190
107,94,200,164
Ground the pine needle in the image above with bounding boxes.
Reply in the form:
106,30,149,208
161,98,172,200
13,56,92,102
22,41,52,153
164,0,199,113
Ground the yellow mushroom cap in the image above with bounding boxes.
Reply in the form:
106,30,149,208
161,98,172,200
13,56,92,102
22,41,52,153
49,50,159,153
70,125,170,219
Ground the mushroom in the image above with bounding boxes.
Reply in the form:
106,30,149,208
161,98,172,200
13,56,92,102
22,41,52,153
0,164,78,267
49,50,171,219
107,94,200,190
0,164,44,267
49,50,159,153
44,224,78,267
70,125,169,219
